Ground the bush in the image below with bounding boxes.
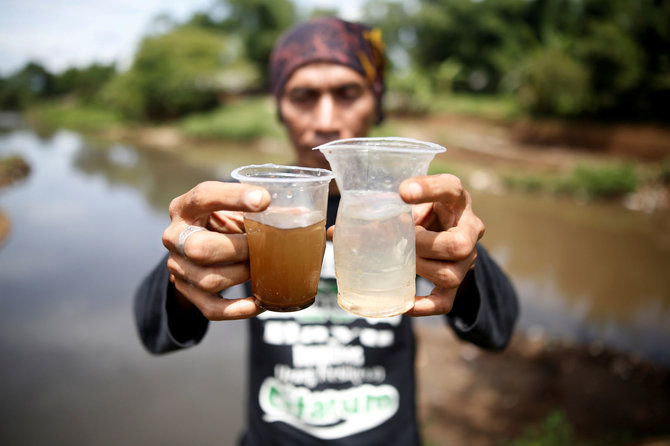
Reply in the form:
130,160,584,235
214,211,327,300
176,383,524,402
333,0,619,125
568,163,639,199
504,162,640,200
516,46,589,117
576,20,644,116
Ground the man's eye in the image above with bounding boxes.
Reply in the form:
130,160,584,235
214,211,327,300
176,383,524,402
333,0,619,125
288,90,318,104
335,85,364,101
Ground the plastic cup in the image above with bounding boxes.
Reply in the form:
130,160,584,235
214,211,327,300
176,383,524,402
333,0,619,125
316,137,446,317
231,164,333,312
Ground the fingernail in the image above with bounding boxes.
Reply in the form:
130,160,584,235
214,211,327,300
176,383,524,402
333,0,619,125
246,189,264,209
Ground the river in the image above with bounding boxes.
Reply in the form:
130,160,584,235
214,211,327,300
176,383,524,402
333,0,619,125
0,123,668,445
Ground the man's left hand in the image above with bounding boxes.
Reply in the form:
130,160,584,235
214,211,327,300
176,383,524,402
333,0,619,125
398,174,485,316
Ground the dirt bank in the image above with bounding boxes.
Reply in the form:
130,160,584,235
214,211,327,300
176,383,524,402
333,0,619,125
415,323,670,446
390,113,670,169
0,155,30,245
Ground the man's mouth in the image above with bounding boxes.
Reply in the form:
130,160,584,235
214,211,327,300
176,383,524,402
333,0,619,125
311,133,341,148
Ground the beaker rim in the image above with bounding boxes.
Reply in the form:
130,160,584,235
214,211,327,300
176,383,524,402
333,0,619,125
231,163,333,183
314,137,447,154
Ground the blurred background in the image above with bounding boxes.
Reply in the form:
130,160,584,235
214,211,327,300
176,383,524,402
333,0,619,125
1,0,669,445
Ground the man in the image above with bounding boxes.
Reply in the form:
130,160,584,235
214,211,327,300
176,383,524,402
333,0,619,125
135,17,519,445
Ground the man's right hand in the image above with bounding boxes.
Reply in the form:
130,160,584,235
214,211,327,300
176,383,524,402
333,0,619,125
161,181,271,320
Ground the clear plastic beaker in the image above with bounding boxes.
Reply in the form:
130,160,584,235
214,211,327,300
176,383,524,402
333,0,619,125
231,164,333,312
316,137,446,317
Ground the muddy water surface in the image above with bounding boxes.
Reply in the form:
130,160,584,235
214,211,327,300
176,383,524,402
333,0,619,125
473,190,670,363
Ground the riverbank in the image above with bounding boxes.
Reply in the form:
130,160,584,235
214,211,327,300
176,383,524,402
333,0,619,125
415,323,670,446
87,110,670,213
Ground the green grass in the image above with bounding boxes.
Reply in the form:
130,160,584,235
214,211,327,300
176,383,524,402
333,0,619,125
565,163,639,199
427,159,461,177
504,411,579,446
504,162,641,200
503,411,633,446
27,101,126,132
178,97,284,141
429,92,522,120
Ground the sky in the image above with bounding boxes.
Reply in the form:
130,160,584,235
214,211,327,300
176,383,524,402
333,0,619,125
0,0,363,76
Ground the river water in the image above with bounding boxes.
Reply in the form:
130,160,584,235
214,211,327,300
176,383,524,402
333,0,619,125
0,124,668,445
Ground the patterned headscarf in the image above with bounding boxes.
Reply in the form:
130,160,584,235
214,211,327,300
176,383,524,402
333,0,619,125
270,17,386,124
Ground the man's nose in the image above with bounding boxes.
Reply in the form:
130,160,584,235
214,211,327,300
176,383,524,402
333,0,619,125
314,94,339,131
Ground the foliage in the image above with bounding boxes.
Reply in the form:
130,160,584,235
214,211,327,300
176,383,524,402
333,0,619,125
0,62,58,110
407,0,536,93
0,62,115,111
5,0,669,123
575,19,645,117
53,64,117,103
214,0,296,88
99,25,229,120
515,45,589,117
178,97,282,140
567,163,640,199
361,0,415,71
366,0,670,121
386,68,433,115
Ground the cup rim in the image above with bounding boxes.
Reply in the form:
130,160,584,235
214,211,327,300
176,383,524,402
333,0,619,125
231,163,333,183
313,137,447,154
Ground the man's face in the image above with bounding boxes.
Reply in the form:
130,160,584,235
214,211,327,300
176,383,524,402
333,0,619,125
279,63,377,169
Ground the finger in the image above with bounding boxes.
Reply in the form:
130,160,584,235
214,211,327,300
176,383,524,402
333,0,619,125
410,202,435,227
399,174,465,208
326,225,334,240
415,225,480,261
405,287,457,317
167,254,250,293
163,226,249,264
173,277,264,320
207,210,246,234
169,181,271,225
416,256,472,291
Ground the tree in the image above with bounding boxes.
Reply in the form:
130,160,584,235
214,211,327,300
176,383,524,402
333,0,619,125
410,0,535,93
397,0,670,120
216,0,297,88
100,26,229,120
0,62,58,110
54,64,117,102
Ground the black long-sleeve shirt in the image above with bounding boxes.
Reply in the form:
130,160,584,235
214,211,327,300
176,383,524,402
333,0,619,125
134,195,519,445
